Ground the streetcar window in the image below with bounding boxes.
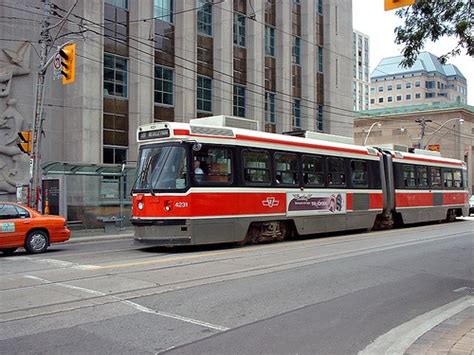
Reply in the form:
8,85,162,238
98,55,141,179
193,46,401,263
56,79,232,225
453,170,462,188
416,166,429,188
302,155,324,186
274,152,299,185
431,167,442,189
403,165,416,188
443,169,453,188
242,150,271,184
193,146,232,184
135,145,187,190
350,160,368,188
327,157,346,186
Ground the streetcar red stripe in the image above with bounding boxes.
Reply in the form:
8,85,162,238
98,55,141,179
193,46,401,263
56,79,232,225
172,129,370,156
369,193,384,209
235,134,370,156
395,156,464,167
443,192,468,205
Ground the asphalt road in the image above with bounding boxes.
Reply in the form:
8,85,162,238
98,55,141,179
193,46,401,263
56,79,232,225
0,219,472,354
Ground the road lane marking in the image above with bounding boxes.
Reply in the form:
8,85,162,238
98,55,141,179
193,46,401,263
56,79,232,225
23,275,229,332
358,296,473,355
96,231,471,270
8,257,100,270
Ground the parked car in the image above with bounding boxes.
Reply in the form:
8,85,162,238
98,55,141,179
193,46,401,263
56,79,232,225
469,195,474,216
0,202,70,255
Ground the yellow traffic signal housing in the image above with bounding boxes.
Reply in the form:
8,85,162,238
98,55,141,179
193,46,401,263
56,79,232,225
59,43,76,85
18,130,32,155
384,0,415,11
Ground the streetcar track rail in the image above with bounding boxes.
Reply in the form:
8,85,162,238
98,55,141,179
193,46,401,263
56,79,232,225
0,230,471,323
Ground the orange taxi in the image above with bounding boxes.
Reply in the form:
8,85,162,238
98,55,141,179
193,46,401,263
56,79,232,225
0,202,70,255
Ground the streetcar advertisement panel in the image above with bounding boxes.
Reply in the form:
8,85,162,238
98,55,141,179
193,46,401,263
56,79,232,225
286,192,346,216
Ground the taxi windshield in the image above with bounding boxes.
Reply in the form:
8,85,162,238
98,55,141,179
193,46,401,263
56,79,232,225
134,144,188,191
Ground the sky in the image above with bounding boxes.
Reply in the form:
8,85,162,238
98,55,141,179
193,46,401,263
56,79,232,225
352,0,473,105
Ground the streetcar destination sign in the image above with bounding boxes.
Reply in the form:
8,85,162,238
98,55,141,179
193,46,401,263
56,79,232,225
138,128,170,140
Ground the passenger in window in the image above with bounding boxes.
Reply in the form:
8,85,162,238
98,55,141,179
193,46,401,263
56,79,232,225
194,160,204,175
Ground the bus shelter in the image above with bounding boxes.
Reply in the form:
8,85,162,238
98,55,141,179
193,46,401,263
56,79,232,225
41,161,136,229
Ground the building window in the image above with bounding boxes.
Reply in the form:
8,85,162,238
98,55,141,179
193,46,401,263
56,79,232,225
396,83,402,90
104,147,127,164
265,26,275,57
104,54,128,98
378,86,383,92
406,82,412,89
292,99,301,128
370,98,375,104
415,81,421,87
387,96,393,102
317,105,323,131
426,92,435,98
265,92,275,123
426,81,436,89
197,0,212,36
233,13,246,47
387,85,392,91
378,97,383,103
233,85,246,117
292,37,301,65
415,93,421,99
105,0,128,9
406,94,411,100
154,65,173,105
318,46,323,73
396,95,402,101
370,87,375,93
197,76,212,112
317,0,323,14
154,0,173,23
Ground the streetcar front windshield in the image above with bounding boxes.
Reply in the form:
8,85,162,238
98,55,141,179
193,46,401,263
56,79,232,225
135,144,188,190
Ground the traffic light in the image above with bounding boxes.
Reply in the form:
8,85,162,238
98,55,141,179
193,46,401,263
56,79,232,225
18,130,32,155
59,43,76,84
384,0,415,11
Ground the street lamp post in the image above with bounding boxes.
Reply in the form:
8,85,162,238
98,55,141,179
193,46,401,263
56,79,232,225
363,122,382,146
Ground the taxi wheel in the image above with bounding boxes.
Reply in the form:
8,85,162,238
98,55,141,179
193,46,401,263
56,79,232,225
0,248,17,256
25,230,49,254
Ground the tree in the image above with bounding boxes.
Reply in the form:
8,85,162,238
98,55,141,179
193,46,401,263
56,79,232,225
394,0,473,67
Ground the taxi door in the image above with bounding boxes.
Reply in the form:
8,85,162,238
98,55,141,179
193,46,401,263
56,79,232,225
0,204,27,248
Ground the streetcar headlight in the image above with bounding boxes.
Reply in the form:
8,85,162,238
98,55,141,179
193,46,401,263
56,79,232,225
164,200,173,212
138,201,144,210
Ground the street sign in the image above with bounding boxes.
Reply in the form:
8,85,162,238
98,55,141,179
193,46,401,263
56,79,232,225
53,53,62,80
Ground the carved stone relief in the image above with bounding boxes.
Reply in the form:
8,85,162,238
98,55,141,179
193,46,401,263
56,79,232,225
0,42,32,197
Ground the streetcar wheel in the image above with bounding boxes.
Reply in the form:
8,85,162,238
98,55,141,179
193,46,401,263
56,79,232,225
0,248,17,256
25,230,49,254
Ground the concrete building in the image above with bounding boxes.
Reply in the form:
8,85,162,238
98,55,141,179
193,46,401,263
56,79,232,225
354,103,474,193
0,0,353,222
352,30,369,111
370,52,468,109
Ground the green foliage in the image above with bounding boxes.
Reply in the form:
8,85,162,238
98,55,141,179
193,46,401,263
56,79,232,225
394,0,473,67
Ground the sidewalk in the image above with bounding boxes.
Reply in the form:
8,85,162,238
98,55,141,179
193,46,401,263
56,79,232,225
67,226,134,243
405,305,473,354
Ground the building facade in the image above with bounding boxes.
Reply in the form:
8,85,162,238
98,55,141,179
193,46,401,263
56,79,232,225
370,52,468,109
352,29,369,111
354,103,474,193
0,0,353,210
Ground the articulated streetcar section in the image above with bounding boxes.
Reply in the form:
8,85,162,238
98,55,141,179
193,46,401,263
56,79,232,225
131,116,469,246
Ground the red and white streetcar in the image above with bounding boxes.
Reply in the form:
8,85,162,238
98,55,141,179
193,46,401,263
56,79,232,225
131,116,469,246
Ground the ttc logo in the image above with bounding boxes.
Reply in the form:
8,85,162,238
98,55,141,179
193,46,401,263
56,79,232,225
262,197,280,208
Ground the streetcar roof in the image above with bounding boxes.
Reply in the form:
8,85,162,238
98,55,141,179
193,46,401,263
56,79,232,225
138,122,379,159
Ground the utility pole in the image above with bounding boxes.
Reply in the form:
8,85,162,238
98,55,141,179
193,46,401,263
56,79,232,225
30,0,53,210
415,117,432,149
